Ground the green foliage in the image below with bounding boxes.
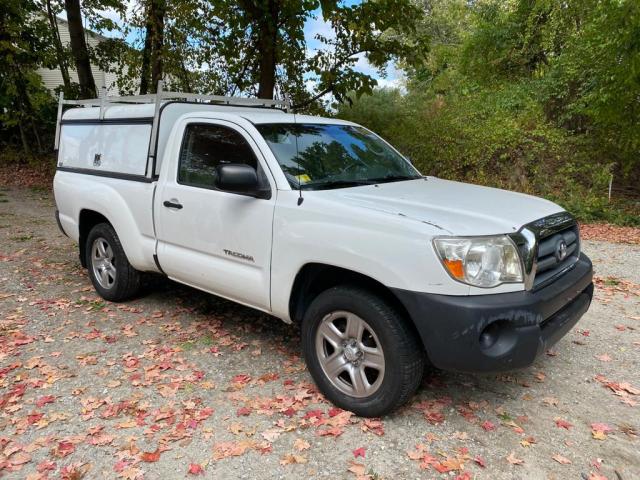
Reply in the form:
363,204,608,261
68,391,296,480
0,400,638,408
305,0,427,106
338,0,639,226
0,0,57,156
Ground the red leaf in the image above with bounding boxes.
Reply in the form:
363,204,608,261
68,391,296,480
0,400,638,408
231,374,251,384
425,411,445,424
36,395,55,408
51,440,75,458
236,407,251,417
188,463,204,475
555,418,573,430
591,422,613,433
303,409,323,420
140,448,162,462
481,420,496,431
353,447,366,458
114,460,129,473
37,460,56,473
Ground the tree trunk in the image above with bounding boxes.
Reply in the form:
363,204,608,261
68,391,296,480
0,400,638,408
64,0,97,98
139,3,153,95
18,121,31,156
46,0,71,91
150,0,166,93
179,55,192,92
12,65,35,155
256,0,278,99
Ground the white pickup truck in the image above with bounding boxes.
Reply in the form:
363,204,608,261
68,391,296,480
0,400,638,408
53,88,593,416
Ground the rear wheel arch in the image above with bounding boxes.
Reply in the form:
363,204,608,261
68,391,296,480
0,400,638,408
78,210,112,268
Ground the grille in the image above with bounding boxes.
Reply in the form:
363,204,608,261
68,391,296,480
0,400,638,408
533,225,580,288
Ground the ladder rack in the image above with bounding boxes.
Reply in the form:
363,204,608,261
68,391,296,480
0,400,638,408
54,80,291,151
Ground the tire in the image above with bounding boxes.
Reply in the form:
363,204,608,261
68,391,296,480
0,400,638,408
302,285,425,417
85,222,141,302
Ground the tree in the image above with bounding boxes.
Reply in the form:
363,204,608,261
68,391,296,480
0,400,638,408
44,0,72,91
138,2,154,94
302,0,427,107
0,0,55,154
237,0,280,99
64,0,97,98
204,0,424,104
139,0,166,94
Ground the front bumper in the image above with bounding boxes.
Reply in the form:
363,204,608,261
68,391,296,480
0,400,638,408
392,253,594,373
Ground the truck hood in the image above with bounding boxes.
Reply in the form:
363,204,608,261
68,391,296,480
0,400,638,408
324,177,564,236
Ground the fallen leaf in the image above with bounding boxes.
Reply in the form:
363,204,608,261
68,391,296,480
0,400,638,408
51,440,75,458
188,463,204,475
555,418,573,430
353,447,366,458
591,423,614,440
481,420,496,431
474,456,486,468
361,418,384,436
293,438,310,451
552,454,572,465
347,460,366,476
36,395,55,408
506,452,524,465
280,454,307,465
140,448,162,462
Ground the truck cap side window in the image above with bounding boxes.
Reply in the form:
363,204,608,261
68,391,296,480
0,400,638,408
178,123,261,190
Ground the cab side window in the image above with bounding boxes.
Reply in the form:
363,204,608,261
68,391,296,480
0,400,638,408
178,124,259,189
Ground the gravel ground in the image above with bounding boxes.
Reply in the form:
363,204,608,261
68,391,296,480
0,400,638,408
0,185,638,480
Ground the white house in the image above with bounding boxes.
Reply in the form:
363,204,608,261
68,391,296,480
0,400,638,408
36,17,122,95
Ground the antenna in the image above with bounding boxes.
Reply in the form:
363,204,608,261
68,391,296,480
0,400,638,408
293,110,304,206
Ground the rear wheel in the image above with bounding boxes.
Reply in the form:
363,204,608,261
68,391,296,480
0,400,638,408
85,223,141,302
302,286,424,417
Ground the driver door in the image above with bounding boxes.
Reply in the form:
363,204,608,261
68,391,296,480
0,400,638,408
154,119,275,311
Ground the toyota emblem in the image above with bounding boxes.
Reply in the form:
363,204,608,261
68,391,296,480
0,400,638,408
555,240,568,262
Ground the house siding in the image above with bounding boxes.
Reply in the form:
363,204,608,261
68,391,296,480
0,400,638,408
36,17,127,95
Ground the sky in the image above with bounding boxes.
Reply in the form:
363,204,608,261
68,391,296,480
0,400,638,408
302,6,403,89
82,0,403,92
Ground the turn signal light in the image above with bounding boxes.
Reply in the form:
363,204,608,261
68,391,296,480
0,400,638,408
443,259,464,279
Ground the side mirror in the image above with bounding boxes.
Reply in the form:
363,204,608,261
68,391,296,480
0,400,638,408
215,163,270,199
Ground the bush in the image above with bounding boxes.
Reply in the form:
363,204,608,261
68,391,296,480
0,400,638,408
337,81,637,226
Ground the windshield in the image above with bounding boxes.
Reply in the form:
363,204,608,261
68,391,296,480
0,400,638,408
256,123,421,190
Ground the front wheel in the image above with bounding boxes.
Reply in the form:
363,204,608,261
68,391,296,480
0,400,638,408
302,286,425,417
85,223,141,302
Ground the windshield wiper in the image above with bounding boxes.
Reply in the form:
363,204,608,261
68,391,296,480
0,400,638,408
367,174,421,184
301,179,374,190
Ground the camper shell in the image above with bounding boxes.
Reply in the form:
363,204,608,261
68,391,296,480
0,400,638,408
56,87,291,180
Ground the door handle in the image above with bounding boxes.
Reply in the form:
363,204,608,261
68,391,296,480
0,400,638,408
163,200,183,209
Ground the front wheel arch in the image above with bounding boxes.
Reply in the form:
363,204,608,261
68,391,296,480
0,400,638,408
288,263,415,327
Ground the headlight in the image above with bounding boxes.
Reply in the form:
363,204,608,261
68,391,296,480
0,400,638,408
433,236,523,288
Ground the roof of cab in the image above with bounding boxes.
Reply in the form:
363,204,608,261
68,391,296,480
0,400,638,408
61,102,354,126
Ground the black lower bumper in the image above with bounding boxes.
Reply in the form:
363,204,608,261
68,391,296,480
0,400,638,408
393,253,594,373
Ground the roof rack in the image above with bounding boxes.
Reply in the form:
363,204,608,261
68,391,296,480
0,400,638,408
54,80,291,151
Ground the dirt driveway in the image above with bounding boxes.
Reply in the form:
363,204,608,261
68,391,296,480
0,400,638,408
1,185,638,480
